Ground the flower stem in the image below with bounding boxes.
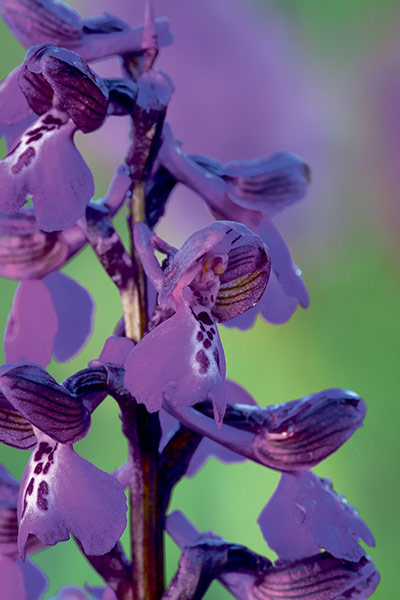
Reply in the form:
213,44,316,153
123,180,164,599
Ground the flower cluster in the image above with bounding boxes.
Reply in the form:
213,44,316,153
0,0,378,599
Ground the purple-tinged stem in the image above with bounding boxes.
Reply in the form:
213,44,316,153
122,177,164,599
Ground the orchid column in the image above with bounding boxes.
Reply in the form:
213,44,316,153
0,1,379,600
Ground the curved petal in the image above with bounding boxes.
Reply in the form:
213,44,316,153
252,554,377,600
0,395,36,449
4,280,58,368
44,272,95,362
0,363,90,444
125,301,226,425
0,0,82,49
0,209,69,280
258,471,374,562
223,152,311,214
18,435,127,559
253,388,366,471
0,111,94,232
222,270,299,329
258,218,309,308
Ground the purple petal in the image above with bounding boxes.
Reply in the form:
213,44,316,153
18,435,127,558
0,111,94,232
0,555,26,600
0,65,32,125
212,242,270,323
223,270,307,328
222,152,311,214
253,388,366,471
20,559,48,600
98,335,135,367
125,301,226,425
221,304,258,330
0,363,90,443
0,463,19,504
18,49,54,116
257,218,309,308
258,471,374,562
20,44,108,133
186,380,257,476
0,0,82,49
252,553,377,600
0,395,36,449
258,269,300,324
0,209,69,280
44,272,95,362
4,280,58,368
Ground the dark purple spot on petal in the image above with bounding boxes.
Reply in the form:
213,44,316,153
43,114,63,127
196,331,204,342
26,125,47,136
203,339,211,349
11,147,36,174
196,349,210,374
34,462,43,475
200,323,206,332
34,442,52,462
22,476,35,518
231,234,242,245
43,462,51,475
210,327,216,334
207,330,213,340
197,311,213,325
26,477,35,496
37,481,49,511
213,349,221,371
225,228,233,234
27,132,43,143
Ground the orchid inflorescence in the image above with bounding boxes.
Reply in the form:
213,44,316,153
0,1,379,599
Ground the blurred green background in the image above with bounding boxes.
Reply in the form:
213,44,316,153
1,1,399,599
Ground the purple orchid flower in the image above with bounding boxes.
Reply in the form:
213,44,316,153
0,464,48,600
0,43,111,232
162,386,366,472
124,221,271,425
158,123,310,327
0,364,127,559
166,510,379,600
0,0,172,147
258,469,375,563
